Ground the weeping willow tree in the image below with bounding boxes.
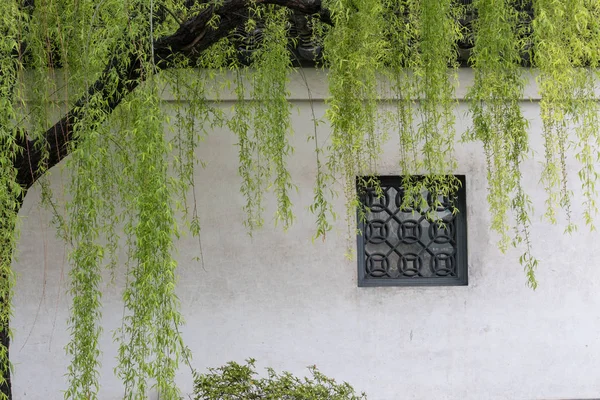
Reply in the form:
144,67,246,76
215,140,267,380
1,0,600,398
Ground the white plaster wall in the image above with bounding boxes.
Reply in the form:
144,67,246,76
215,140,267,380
10,71,600,399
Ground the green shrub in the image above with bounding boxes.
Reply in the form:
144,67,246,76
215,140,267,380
193,359,367,399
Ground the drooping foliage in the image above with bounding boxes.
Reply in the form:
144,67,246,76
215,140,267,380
0,0,599,398
465,0,537,286
533,0,600,230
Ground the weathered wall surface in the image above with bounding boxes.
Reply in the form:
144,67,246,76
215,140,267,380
11,70,600,399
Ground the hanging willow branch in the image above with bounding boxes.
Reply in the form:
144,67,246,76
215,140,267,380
466,0,538,287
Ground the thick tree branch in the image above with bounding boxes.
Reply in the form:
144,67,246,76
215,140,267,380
13,0,330,190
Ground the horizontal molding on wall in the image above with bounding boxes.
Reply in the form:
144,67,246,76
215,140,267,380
160,68,545,102
21,68,585,104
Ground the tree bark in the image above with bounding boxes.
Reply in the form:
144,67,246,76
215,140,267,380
0,323,9,400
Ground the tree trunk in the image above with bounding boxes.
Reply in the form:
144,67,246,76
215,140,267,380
0,322,10,400
0,198,20,400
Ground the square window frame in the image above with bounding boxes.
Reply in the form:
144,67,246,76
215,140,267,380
356,175,468,287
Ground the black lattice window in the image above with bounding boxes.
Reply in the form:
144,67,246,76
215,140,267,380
357,176,468,287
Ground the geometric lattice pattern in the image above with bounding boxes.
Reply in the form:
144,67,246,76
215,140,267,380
357,176,468,286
